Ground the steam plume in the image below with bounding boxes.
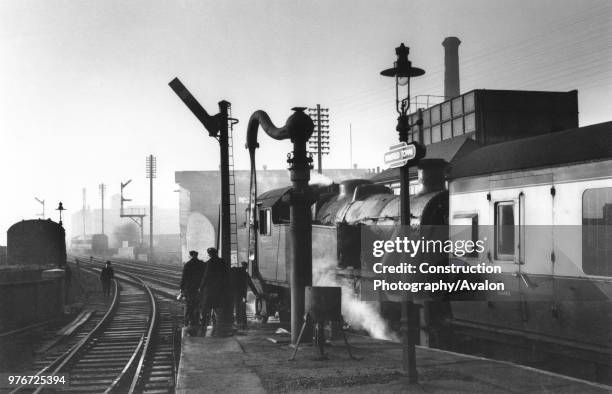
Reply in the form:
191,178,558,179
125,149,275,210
313,256,398,342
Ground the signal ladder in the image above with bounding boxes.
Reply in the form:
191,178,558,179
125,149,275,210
227,108,239,267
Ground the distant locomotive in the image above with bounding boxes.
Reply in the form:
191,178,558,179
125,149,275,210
69,233,109,257
239,121,612,358
7,219,67,266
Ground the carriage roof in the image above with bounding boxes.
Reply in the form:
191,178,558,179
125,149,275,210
449,121,612,179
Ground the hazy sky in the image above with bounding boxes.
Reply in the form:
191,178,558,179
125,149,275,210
0,0,610,242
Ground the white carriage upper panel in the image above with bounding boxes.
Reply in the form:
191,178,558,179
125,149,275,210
448,122,612,279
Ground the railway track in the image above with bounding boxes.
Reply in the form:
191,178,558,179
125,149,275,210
10,263,179,393
76,257,181,295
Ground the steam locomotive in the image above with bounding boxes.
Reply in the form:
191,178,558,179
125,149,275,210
237,121,612,363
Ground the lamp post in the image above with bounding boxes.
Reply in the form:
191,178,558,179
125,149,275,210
56,202,66,227
380,43,426,383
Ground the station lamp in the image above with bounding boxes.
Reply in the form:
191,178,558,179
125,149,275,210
380,43,425,141
56,202,66,226
380,43,426,384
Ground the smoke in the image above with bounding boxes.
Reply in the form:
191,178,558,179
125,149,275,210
310,173,333,186
312,256,399,342
111,222,140,248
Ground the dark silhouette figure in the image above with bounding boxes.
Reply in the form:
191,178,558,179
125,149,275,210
100,261,114,299
180,250,207,333
199,248,229,336
231,262,259,329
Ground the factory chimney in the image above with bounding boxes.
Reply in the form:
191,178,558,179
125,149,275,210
442,37,461,99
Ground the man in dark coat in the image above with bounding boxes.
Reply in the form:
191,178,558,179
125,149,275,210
100,261,114,299
180,251,207,333
231,262,259,329
199,247,229,336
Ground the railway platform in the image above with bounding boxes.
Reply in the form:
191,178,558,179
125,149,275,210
176,322,611,393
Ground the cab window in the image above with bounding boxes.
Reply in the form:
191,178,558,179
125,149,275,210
259,208,272,236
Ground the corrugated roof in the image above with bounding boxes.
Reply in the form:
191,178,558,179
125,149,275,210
370,136,480,184
449,121,612,179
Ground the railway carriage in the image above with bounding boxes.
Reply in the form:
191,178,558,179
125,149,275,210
447,121,612,359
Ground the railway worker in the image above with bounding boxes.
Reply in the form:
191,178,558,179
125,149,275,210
100,261,114,299
231,262,259,329
180,250,206,335
199,247,229,336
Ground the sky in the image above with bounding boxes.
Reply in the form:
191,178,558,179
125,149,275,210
0,0,611,243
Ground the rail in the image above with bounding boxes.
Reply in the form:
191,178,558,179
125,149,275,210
10,278,119,394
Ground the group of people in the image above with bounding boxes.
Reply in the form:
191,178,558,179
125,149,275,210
180,248,258,336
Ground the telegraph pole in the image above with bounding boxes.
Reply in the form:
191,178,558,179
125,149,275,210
316,105,322,173
99,183,106,234
146,155,156,262
307,105,329,174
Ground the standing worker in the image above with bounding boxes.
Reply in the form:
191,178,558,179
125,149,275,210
100,261,114,299
232,262,259,329
199,247,229,336
180,250,207,335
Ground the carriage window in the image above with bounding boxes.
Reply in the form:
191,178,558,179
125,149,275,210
423,128,432,145
452,213,479,257
259,209,272,236
495,202,515,260
431,125,441,143
583,188,612,276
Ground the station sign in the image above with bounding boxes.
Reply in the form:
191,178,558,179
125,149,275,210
383,142,425,168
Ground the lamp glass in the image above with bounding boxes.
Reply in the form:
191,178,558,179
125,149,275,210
397,76,409,86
